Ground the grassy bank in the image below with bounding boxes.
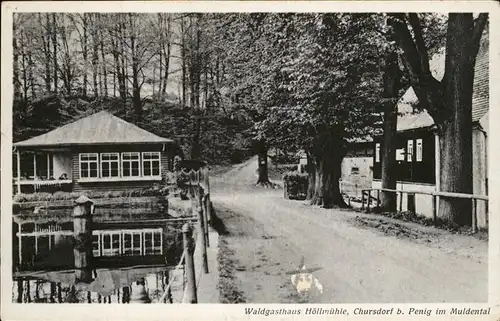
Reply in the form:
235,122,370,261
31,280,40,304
217,237,246,303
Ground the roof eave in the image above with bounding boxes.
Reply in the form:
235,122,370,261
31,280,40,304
13,140,177,149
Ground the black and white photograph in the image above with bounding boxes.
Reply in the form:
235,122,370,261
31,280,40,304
1,1,499,320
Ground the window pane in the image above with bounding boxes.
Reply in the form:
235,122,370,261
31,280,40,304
92,235,100,257
90,169,98,177
112,234,120,255
123,164,131,177
124,234,132,255
416,139,423,162
132,233,141,248
407,140,413,162
144,162,151,176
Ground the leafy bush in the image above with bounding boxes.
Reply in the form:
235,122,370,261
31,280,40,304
283,172,308,200
13,187,169,203
173,155,183,172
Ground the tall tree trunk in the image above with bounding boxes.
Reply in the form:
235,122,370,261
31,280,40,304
13,25,22,99
162,42,171,94
19,32,28,99
310,138,348,208
40,14,51,92
306,151,316,200
82,14,88,97
51,13,58,94
28,53,36,98
380,50,401,212
438,14,477,226
92,15,99,97
100,26,108,96
181,18,187,107
129,15,142,123
256,139,270,185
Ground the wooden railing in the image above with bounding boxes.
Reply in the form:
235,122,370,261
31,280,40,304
361,188,488,233
175,166,212,303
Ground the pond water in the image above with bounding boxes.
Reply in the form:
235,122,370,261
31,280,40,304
13,265,186,303
12,220,186,303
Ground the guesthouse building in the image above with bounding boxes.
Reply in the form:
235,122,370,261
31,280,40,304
13,111,178,194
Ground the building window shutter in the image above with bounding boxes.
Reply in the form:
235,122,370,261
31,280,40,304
407,140,414,162
416,139,423,162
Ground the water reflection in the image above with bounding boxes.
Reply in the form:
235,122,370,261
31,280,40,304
13,266,185,303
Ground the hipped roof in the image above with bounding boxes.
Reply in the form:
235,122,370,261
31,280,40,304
397,38,489,132
14,111,174,148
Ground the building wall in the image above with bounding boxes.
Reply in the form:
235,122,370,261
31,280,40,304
373,129,435,184
372,126,488,229
341,156,373,197
70,143,175,192
372,180,436,218
472,128,488,227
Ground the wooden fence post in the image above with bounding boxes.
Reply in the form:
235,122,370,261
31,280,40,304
361,190,365,210
432,194,437,226
472,198,477,234
73,195,94,284
367,191,371,213
202,194,210,248
197,192,209,273
129,278,151,303
376,190,380,209
206,193,212,225
398,192,403,212
182,223,197,303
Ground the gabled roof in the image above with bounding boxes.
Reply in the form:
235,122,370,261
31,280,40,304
14,111,174,148
397,37,489,132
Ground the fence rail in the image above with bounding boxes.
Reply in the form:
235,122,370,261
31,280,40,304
361,187,488,233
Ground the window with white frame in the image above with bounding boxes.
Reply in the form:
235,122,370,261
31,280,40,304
80,153,99,178
375,143,381,162
122,152,141,177
142,152,161,176
416,139,423,162
101,153,120,178
407,140,414,162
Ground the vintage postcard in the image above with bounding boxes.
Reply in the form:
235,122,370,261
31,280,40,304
1,1,499,321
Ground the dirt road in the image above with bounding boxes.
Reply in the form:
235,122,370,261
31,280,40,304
211,157,488,303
